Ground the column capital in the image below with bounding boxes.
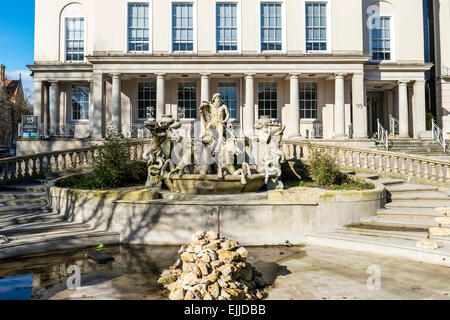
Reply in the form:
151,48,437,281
50,81,59,87
289,73,300,80
352,72,364,78
200,73,212,79
111,73,122,79
398,80,410,86
334,73,347,79
156,73,167,79
245,73,256,79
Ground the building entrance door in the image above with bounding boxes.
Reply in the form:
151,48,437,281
367,92,385,135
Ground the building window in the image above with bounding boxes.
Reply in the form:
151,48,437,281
371,17,391,61
258,82,278,119
300,82,318,119
128,3,150,52
66,18,85,62
216,3,238,51
305,2,327,51
260,2,282,51
172,3,194,52
178,82,197,119
138,82,156,119
218,82,238,119
72,85,89,121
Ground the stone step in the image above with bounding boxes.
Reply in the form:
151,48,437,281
0,204,53,216
386,201,450,209
0,191,47,200
306,232,450,267
355,173,380,180
0,184,47,193
336,226,450,243
389,192,450,201
360,216,438,231
0,221,91,236
386,184,439,193
0,230,120,260
0,212,65,227
376,179,405,186
0,198,48,208
376,208,445,219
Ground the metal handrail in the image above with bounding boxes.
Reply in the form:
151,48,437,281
389,116,399,135
377,119,389,151
432,120,447,153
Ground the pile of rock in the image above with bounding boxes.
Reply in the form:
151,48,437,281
158,231,266,300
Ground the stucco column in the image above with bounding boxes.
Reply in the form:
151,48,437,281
200,73,211,102
244,73,256,136
387,90,394,118
50,81,60,136
352,73,367,139
156,73,166,121
92,73,104,138
398,81,410,138
43,84,50,137
111,73,122,129
287,73,301,139
334,73,346,138
413,80,426,139
33,79,43,122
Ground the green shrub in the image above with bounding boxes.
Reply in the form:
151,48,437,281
308,147,344,186
88,127,147,189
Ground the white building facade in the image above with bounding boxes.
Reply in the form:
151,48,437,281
25,0,437,154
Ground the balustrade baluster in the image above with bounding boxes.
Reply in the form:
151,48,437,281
371,154,376,170
363,153,369,169
417,160,423,178
393,157,399,173
355,152,361,168
408,159,415,177
400,158,407,175
423,162,430,179
431,163,437,181
386,156,392,173
438,164,445,182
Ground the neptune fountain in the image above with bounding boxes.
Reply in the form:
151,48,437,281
144,93,286,194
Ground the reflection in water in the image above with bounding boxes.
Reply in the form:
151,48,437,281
0,274,33,300
0,245,301,300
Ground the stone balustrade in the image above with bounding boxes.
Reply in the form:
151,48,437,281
0,142,148,185
282,141,450,184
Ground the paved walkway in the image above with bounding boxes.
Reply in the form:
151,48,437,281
266,245,450,300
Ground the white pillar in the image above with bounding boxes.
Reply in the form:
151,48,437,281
286,73,301,139
413,80,426,139
352,73,367,139
156,73,166,121
244,73,255,136
92,73,103,138
398,81,410,138
111,73,121,129
43,84,50,137
33,79,43,121
334,73,346,138
201,73,211,103
387,90,394,118
50,81,60,136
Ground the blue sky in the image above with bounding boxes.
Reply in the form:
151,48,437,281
0,0,35,95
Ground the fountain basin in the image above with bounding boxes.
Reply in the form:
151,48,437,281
164,174,266,195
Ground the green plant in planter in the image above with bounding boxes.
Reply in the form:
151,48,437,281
307,147,344,187
90,127,147,189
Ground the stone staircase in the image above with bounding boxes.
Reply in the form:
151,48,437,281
306,176,450,267
0,182,120,260
376,138,448,156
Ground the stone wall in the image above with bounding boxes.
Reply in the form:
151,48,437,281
50,179,385,246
